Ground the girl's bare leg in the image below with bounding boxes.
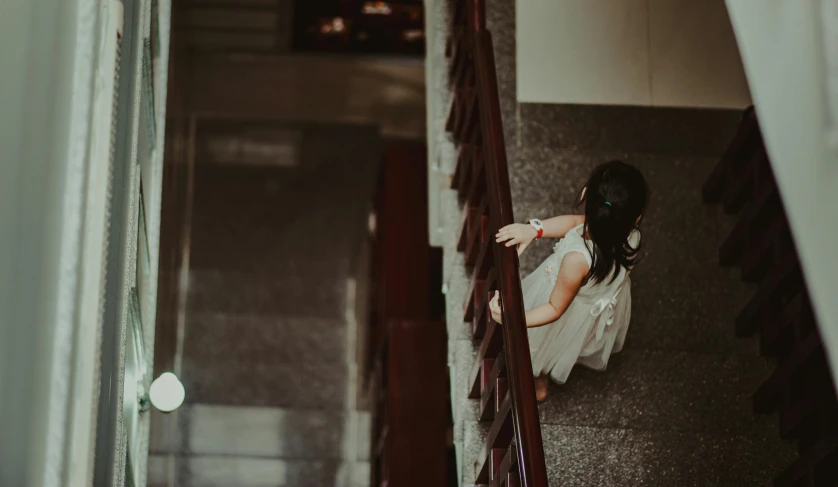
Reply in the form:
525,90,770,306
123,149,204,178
534,375,549,402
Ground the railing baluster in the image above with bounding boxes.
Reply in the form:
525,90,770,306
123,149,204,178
706,108,838,486
447,2,548,486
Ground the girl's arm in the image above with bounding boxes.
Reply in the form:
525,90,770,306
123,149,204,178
538,214,586,239
525,252,588,327
489,251,588,328
495,215,585,255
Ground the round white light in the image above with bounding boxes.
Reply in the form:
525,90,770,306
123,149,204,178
148,372,185,413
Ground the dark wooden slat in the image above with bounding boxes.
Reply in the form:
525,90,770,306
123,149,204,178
457,203,475,253
739,212,786,283
464,276,485,323
445,90,457,133
469,319,504,400
780,386,838,439
465,256,493,324
466,145,486,206
470,356,493,400
760,291,806,357
451,46,471,92
775,432,838,487
478,320,504,366
465,197,489,266
475,393,514,484
457,144,475,198
490,446,514,487
451,88,467,142
462,86,480,145
480,353,506,420
722,147,768,215
452,144,472,192
472,227,494,279
447,27,465,84
718,169,779,268
473,271,496,339
702,107,759,204
754,331,822,413
455,87,474,142
735,251,801,337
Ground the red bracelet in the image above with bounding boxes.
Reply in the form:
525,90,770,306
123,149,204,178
527,219,544,239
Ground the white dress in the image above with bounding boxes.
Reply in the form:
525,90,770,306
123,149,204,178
523,223,640,384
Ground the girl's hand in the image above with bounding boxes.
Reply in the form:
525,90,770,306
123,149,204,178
489,290,503,324
495,223,537,256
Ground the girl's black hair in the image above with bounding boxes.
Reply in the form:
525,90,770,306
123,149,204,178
575,160,649,285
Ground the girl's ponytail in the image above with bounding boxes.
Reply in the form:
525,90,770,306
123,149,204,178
576,161,649,284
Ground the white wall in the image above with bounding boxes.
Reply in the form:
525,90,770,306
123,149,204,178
724,0,838,384
517,0,751,109
0,0,108,485
0,1,172,485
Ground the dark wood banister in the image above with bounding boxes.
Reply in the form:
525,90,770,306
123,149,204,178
471,8,550,487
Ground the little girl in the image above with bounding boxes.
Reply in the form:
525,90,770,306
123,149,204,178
489,160,649,401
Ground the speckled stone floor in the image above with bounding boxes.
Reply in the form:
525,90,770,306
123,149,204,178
147,122,380,487
430,1,797,486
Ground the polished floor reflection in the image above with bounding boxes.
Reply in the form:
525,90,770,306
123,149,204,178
149,121,380,487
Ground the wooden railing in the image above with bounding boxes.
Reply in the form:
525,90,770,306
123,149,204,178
368,144,450,486
371,320,448,487
704,108,838,487
446,1,549,486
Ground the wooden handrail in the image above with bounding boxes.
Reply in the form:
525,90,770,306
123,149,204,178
474,30,549,487
446,1,550,485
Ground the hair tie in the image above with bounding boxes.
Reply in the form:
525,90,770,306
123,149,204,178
604,201,612,207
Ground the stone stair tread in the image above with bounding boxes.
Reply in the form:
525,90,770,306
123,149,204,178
181,359,349,410
182,313,349,368
148,454,369,487
536,348,774,437
540,423,795,487
149,403,369,461
187,269,348,318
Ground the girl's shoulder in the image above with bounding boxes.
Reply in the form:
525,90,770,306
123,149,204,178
558,230,593,267
629,228,641,248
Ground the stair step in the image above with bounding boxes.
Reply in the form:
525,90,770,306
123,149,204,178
540,424,795,486
148,455,369,487
181,359,349,409
536,349,775,437
150,404,368,461
148,405,371,487
183,313,349,368
187,270,347,318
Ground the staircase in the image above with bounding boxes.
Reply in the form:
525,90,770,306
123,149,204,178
427,1,800,485
148,122,379,487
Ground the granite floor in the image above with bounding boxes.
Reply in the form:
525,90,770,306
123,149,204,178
430,0,798,485
147,122,380,487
